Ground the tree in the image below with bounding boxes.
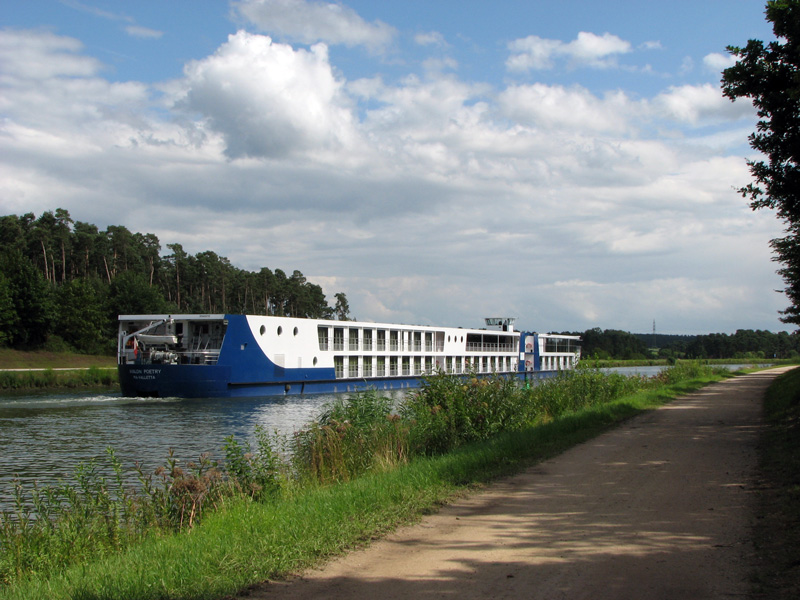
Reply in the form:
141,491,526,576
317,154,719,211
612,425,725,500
333,292,351,321
0,271,17,347
135,232,161,287
53,208,73,283
107,270,172,322
165,243,187,310
722,0,800,326
55,278,108,354
73,221,101,279
0,250,54,347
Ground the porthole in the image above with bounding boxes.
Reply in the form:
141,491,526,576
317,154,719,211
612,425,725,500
293,327,299,336
277,326,283,335
313,357,318,366
260,325,266,336
448,335,451,342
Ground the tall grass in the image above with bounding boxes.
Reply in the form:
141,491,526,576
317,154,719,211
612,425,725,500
400,369,648,455
0,431,287,586
292,391,410,484
0,362,729,594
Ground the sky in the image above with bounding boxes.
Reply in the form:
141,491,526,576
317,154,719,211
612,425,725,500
0,0,788,335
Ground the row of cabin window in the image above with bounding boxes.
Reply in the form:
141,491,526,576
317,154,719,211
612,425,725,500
318,327,455,352
333,355,518,379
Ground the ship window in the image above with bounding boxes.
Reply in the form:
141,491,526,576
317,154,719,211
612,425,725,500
313,357,318,366
293,327,299,336
277,326,283,335
260,325,266,336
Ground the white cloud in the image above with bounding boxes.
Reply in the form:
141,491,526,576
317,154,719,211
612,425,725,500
498,84,636,133
125,25,164,39
640,40,663,51
0,25,788,334
505,35,561,70
653,83,753,124
0,29,101,79
234,0,396,52
0,29,150,140
703,51,736,72
176,31,359,159
506,31,631,71
415,31,447,47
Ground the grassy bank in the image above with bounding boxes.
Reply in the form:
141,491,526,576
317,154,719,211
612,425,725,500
0,349,115,370
0,348,119,393
0,349,117,392
752,367,800,600
580,357,796,369
0,366,118,391
0,363,734,599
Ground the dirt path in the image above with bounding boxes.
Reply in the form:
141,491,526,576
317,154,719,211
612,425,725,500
245,368,790,599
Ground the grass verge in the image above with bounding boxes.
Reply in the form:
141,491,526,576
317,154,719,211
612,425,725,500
0,367,731,600
0,349,115,370
0,349,117,392
751,367,800,599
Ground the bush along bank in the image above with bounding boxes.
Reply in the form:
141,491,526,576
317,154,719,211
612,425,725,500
0,367,118,391
0,363,734,599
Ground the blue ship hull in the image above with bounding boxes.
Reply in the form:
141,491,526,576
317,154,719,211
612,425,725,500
118,363,560,398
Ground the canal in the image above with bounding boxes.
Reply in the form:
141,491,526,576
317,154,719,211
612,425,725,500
0,364,760,507
0,390,375,507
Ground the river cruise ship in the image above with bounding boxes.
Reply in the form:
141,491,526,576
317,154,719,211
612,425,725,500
117,314,581,398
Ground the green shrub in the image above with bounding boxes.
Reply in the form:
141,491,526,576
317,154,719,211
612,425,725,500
291,390,409,483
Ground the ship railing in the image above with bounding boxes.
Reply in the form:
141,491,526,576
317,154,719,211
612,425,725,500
465,343,516,353
122,349,221,366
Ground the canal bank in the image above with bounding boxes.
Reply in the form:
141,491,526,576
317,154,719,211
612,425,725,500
242,368,794,600
0,366,778,599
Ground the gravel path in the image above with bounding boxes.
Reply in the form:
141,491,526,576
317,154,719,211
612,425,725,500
244,368,789,599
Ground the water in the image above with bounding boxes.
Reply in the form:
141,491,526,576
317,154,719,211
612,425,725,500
0,390,400,506
0,364,766,507
602,364,765,377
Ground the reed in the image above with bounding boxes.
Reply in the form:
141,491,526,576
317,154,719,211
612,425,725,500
0,428,290,587
290,390,410,483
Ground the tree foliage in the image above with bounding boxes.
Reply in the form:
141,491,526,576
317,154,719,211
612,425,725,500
0,209,350,353
722,0,800,326
577,328,650,360
579,327,799,360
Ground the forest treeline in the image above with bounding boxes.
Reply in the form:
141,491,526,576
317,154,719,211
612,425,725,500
574,327,799,360
0,209,351,354
1,209,796,359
